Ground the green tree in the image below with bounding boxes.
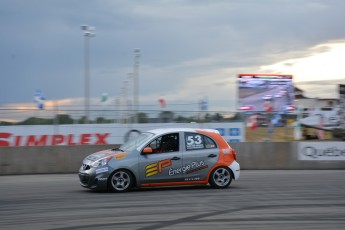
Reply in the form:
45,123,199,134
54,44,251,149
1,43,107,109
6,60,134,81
96,117,113,123
19,117,53,125
212,113,223,122
204,113,212,122
175,115,188,123
55,114,74,124
159,111,175,123
78,116,88,124
138,112,149,123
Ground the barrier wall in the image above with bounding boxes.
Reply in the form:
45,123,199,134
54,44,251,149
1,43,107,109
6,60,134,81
1,142,345,175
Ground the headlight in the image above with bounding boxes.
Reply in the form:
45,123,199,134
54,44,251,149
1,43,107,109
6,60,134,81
91,158,109,168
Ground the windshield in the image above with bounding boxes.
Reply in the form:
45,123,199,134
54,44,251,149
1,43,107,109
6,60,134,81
119,132,154,152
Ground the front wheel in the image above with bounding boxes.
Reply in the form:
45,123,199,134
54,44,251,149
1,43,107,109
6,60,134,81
209,167,232,189
108,169,133,192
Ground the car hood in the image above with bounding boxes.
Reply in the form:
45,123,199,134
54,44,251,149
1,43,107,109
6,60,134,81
86,149,123,162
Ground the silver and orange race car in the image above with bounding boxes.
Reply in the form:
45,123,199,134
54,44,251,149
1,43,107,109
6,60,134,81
79,128,240,192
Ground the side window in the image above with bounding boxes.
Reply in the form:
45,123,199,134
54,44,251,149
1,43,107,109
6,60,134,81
204,136,217,149
185,132,217,151
146,133,179,153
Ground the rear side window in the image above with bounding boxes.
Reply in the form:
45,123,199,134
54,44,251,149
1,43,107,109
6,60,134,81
185,132,217,151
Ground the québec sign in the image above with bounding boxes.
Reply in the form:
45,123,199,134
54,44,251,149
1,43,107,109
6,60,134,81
0,132,110,147
298,142,345,161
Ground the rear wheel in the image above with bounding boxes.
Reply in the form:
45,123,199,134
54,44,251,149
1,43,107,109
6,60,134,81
209,167,232,189
109,169,133,192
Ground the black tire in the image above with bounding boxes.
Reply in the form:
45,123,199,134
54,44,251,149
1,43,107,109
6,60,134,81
209,167,232,189
108,169,134,192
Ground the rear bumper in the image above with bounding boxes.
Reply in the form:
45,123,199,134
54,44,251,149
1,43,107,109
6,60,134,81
229,161,240,180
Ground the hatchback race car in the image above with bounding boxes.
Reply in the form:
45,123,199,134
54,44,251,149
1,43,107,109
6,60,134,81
79,128,240,192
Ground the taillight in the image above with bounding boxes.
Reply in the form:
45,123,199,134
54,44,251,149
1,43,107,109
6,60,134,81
232,149,237,161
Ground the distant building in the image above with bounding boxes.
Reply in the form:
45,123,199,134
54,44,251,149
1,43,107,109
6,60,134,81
295,86,338,109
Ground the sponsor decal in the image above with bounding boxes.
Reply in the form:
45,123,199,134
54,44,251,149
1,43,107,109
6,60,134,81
114,154,126,160
169,160,208,176
96,167,109,174
145,159,172,177
206,144,216,148
185,165,208,174
185,177,201,181
98,178,107,181
223,149,230,154
299,142,345,160
215,128,225,136
229,139,240,143
229,128,240,136
0,132,110,147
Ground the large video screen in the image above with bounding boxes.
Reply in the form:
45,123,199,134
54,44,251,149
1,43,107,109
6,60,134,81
237,74,295,113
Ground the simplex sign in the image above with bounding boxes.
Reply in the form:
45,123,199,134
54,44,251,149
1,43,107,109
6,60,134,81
0,132,110,147
0,122,245,147
298,142,345,161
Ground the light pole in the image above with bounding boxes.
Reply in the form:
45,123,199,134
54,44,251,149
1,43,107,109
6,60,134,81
81,25,95,123
121,80,129,123
133,48,140,123
127,73,133,122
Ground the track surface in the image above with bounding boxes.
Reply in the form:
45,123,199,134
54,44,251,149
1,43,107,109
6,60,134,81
1,170,344,230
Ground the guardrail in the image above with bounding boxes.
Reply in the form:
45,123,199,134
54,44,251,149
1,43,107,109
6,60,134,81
1,142,345,175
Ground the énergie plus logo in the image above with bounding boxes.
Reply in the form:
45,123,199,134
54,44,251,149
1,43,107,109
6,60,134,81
145,159,172,177
169,160,208,176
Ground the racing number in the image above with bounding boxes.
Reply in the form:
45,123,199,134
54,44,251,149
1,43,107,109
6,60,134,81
186,133,205,150
186,135,202,146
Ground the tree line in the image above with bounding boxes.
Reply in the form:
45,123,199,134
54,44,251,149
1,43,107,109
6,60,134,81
0,111,242,125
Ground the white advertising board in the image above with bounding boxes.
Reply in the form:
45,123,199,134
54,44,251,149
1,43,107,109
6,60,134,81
298,142,345,161
0,122,245,147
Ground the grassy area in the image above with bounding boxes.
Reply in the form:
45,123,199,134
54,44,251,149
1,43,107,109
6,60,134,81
244,127,333,142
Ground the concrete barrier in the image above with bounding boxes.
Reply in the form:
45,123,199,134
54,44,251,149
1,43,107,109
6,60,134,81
231,142,345,170
0,145,114,175
1,142,345,175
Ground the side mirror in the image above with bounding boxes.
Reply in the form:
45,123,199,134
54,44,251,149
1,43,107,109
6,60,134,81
142,147,153,154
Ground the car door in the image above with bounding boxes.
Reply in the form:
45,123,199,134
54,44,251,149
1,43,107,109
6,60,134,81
182,132,219,182
138,133,184,184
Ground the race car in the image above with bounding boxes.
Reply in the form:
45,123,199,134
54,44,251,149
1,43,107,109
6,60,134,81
262,94,273,100
240,105,255,111
79,128,240,192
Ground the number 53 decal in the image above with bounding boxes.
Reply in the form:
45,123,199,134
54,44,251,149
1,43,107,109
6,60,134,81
186,134,202,146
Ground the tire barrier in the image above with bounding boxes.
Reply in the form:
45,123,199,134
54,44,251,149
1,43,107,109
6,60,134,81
123,129,141,143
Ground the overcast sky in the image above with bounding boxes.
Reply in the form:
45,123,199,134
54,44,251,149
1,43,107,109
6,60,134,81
1,0,345,120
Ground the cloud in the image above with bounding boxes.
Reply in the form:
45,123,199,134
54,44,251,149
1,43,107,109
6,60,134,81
260,39,345,82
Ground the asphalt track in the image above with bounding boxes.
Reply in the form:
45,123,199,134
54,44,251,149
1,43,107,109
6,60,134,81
1,170,344,230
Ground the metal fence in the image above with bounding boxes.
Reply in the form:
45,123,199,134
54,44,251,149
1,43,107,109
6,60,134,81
0,103,239,125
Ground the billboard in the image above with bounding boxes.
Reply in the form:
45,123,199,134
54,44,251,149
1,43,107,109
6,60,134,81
339,84,345,129
237,74,295,113
0,122,245,147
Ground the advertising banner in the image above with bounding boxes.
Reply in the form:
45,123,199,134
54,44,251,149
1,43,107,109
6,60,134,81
339,84,345,129
238,74,295,113
298,142,345,161
0,122,245,147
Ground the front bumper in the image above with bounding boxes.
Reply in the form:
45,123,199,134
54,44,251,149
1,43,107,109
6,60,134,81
78,165,110,191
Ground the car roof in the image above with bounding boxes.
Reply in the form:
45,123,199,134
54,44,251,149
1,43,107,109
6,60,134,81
145,128,220,136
